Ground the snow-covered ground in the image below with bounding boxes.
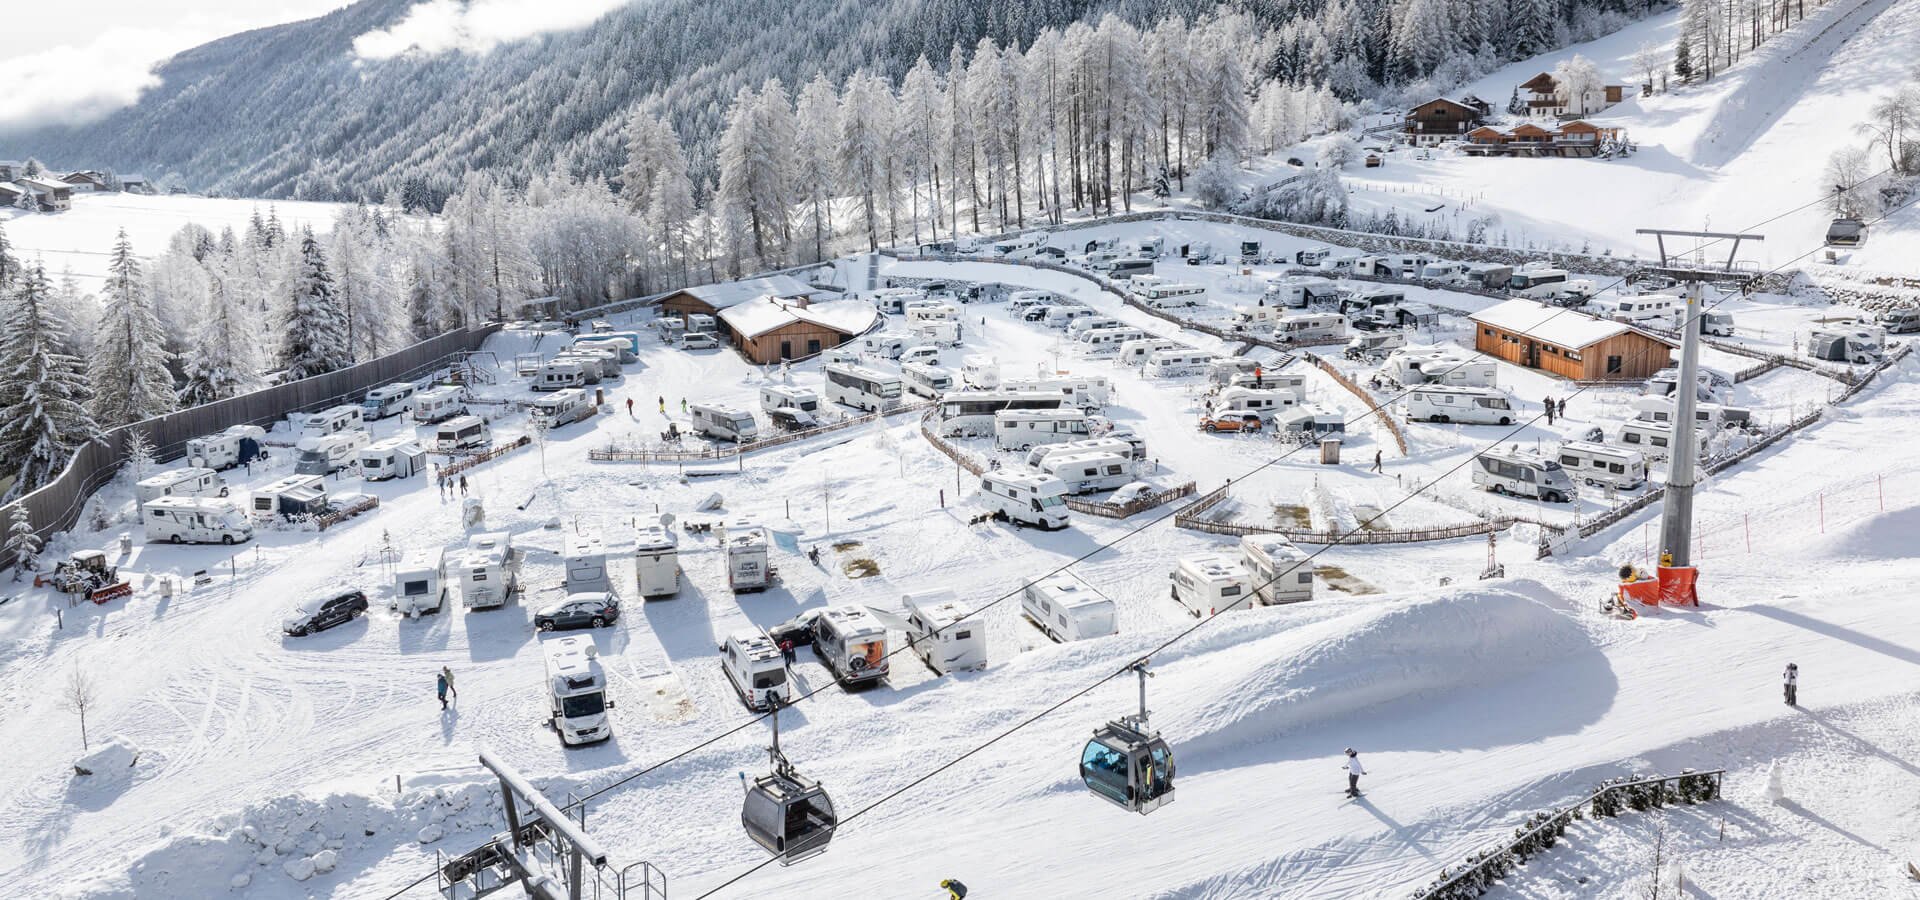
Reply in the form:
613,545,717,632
0,192,348,287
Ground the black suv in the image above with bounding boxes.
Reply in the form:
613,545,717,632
284,591,369,636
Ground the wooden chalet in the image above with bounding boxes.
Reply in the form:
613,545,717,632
1460,120,1626,158
1403,96,1492,146
1470,299,1674,381
1520,72,1629,119
716,295,877,364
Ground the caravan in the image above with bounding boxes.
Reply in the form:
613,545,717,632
1026,437,1143,467
144,497,253,545
391,548,446,615
1383,349,1497,388
1273,404,1346,437
360,383,417,420
1229,370,1307,393
760,385,822,417
1066,316,1123,339
1275,313,1347,344
294,431,371,475
813,605,890,687
1472,447,1575,502
412,386,467,424
535,361,587,391
1239,535,1314,605
903,591,986,675
185,425,268,471
434,415,492,452
249,474,328,522
1001,375,1112,410
912,320,962,347
457,532,520,610
1214,386,1297,421
994,408,1091,450
824,363,904,412
530,389,595,429
1405,385,1516,425
1618,419,1709,464
1170,554,1253,614
1264,276,1339,308
978,469,1070,530
691,403,760,443
298,405,365,438
358,437,426,481
1038,451,1135,495
902,362,955,399
1021,573,1117,642
721,629,790,710
1081,328,1149,357
135,467,227,506
1231,304,1286,331
937,390,1063,437
564,531,609,593
1137,283,1206,309
1631,396,1752,432
724,520,773,593
1117,338,1185,367
543,636,614,746
634,526,681,598
1556,441,1647,490
1143,349,1215,378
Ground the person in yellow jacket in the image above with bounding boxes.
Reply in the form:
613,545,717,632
940,878,968,899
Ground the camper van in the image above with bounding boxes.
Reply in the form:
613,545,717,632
1118,338,1185,367
691,403,759,443
1239,535,1314,605
1001,376,1112,410
1340,287,1407,317
1026,438,1141,468
681,332,719,350
144,497,253,545
1556,441,1647,490
1081,328,1150,356
961,355,1001,389
979,469,1070,530
457,531,520,610
1877,307,1920,335
294,431,372,475
898,344,942,368
1170,553,1253,613
724,520,772,593
135,467,227,506
813,605,891,687
434,415,492,452
1137,283,1206,309
361,383,418,420
1405,385,1516,425
634,526,681,598
1143,349,1215,378
994,408,1091,450
937,390,1064,436
721,629,790,710
249,474,328,522
412,386,467,424
359,437,426,481
1021,572,1117,642
185,425,268,471
298,405,366,438
1038,451,1135,495
902,362,956,399
1618,419,1710,464
824,363,904,412
530,389,595,429
903,591,986,675
535,361,587,391
1808,326,1886,364
1472,447,1575,502
391,548,446,615
543,636,614,746
1276,313,1347,344
561,531,609,593
1214,386,1298,421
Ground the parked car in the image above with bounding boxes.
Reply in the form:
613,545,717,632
1200,414,1263,433
1110,482,1155,505
682,332,720,350
534,592,621,631
766,609,824,648
283,591,370,636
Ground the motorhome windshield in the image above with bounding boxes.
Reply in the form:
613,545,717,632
561,693,605,718
1036,494,1066,509
296,447,330,465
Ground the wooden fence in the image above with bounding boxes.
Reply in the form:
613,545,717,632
442,436,533,479
589,403,930,463
315,495,380,531
917,409,987,477
1303,352,1410,456
1064,481,1198,518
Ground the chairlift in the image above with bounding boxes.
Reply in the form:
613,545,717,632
1080,661,1176,814
741,699,838,865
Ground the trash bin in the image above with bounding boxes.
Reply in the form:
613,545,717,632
1319,438,1342,465
118,533,132,555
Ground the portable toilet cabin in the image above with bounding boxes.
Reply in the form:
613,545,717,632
392,548,447,615
564,531,610,594
635,526,681,598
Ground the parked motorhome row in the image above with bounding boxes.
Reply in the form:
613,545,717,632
938,390,1064,437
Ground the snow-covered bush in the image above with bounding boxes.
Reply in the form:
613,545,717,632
1191,155,1241,211
1322,135,1361,169
1233,169,1348,227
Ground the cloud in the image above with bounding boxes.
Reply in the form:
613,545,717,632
353,0,633,60
0,30,177,133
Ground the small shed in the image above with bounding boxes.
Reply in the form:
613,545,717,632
1470,299,1675,381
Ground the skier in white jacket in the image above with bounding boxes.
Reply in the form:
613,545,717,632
1344,748,1366,797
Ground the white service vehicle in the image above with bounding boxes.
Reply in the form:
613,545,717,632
135,467,228,506
721,629,790,710
1405,385,1516,425
359,437,426,480
937,390,1064,437
144,497,253,545
824,363,905,412
813,604,891,687
1117,338,1186,367
978,469,1070,530
530,389,595,429
994,408,1092,450
457,531,520,610
634,526,681,598
185,424,268,471
1556,441,1647,490
434,415,493,452
412,386,468,424
298,405,366,438
1170,553,1254,613
1239,535,1314,605
543,636,614,746
903,591,986,675
723,519,773,593
248,474,328,522
1472,447,1575,502
1022,572,1117,642
294,431,372,475
360,383,417,420
961,355,1001,389
1137,283,1207,309
691,403,760,443
564,531,610,594
901,362,955,399
535,361,588,391
1038,450,1135,494
1276,312,1348,344
391,548,446,615
1213,386,1298,421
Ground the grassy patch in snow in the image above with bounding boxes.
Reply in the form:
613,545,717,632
842,558,881,578
1272,504,1312,529
1316,565,1378,595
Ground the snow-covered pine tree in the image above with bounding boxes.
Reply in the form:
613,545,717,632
0,223,19,294
125,427,155,480
792,74,841,263
277,229,351,380
6,504,40,579
180,254,265,405
91,230,177,428
0,264,100,501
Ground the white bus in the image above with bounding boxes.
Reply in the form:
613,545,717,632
814,604,890,687
1556,441,1647,491
1038,450,1134,494
144,497,253,545
1022,572,1117,642
824,363,904,412
1405,385,1516,425
1170,553,1253,614
979,469,1070,530
1472,448,1575,503
691,403,760,443
1239,535,1314,605
937,390,1063,437
994,408,1091,450
543,636,613,746
903,591,987,675
901,362,955,399
530,389,595,429
1137,283,1206,309
434,415,492,452
412,386,467,424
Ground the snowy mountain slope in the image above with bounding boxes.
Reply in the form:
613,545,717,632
0,193,347,286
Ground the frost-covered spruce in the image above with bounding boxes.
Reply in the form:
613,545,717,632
0,264,100,500
6,505,40,579
91,230,177,428
277,229,351,380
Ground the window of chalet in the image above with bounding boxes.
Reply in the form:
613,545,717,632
1606,355,1623,374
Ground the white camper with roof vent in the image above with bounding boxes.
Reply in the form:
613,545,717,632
412,386,467,424
1038,450,1135,494
249,474,328,521
434,415,492,452
979,469,1070,530
298,405,365,438
1556,441,1647,490
1025,437,1141,467
904,591,986,675
144,497,253,545
994,408,1091,450
358,437,426,481
361,383,417,420
544,636,613,746
530,389,594,429
1118,338,1185,367
535,361,587,391
814,604,890,687
185,425,268,471
721,629,790,710
901,362,955,399
1240,535,1314,604
1214,386,1298,421
391,548,446,615
691,403,759,443
1472,447,1576,502
1170,553,1253,614
1000,375,1111,410
564,531,609,593
1406,385,1515,425
458,532,520,610
1143,349,1215,378
135,467,227,506
723,519,773,593
1022,572,1117,642
634,526,681,598
294,431,371,475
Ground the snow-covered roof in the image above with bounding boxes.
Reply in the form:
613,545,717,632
18,176,71,193
1470,299,1669,350
680,274,817,310
718,295,878,340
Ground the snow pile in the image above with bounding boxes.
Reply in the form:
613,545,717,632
71,736,139,779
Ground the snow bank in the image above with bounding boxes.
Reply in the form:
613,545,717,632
72,736,139,779
1811,505,1920,561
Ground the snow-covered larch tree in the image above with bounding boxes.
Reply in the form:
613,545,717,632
6,504,40,579
180,254,264,405
0,264,100,500
792,73,842,263
91,230,176,428
277,229,351,380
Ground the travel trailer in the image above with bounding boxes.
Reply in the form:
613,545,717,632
978,469,1071,530
1618,419,1710,464
691,403,760,443
903,591,987,676
824,363,905,412
249,474,328,521
937,390,1064,436
902,362,956,399
1229,371,1307,393
135,467,227,506
358,437,426,481
1273,404,1346,436
530,389,595,429
535,361,587,391
1631,396,1753,432
1382,349,1498,388
1143,349,1215,378
1405,385,1516,425
297,405,365,438
294,431,372,475
724,520,773,593
1066,315,1123,339
634,526,681,598
434,415,492,452
1556,441,1647,491
721,629,790,710
814,605,890,687
185,425,268,471
912,320,962,347
1022,572,1117,642
760,384,822,417
1807,326,1885,364
360,383,417,420
457,531,520,610
1000,375,1112,410
391,548,446,615
412,386,467,424
1170,553,1254,614
544,636,614,746
962,355,1001,389
1275,313,1347,344
1082,328,1150,357
144,497,253,545
1239,535,1314,605
1471,447,1575,502
994,408,1092,450
1025,437,1143,467
1038,450,1135,495
1117,338,1185,367
1265,276,1339,307
1213,386,1298,421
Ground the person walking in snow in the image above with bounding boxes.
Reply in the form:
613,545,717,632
1372,450,1383,474
1557,398,1568,419
458,475,469,496
1343,748,1366,797
436,669,457,710
1783,663,1798,706
779,639,796,665
626,397,634,416
1544,396,1556,425
658,396,666,414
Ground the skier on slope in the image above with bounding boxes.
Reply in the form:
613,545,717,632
1783,663,1798,707
1343,748,1366,797
940,878,968,899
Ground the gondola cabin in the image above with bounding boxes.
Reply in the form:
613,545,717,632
742,762,837,865
1081,664,1175,814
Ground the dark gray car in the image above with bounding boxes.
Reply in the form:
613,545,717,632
284,591,369,636
535,592,620,631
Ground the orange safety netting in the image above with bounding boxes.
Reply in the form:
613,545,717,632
1657,566,1699,606
1619,578,1663,606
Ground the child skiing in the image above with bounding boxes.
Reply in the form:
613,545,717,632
1343,748,1366,797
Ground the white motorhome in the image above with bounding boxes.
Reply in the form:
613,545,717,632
901,362,955,399
905,301,960,324
544,636,614,746
1344,332,1408,360
937,390,1063,436
1556,441,1647,490
961,355,1001,389
1339,287,1407,316
1700,310,1736,337
1295,246,1333,266
1508,265,1573,299
814,604,891,687
574,336,636,363
1645,367,1732,403
1239,535,1314,605
912,320,963,347
824,363,905,412
687,313,717,334
1213,386,1298,421
990,233,1046,259
1001,375,1112,410
457,531,520,610
723,519,773,593
144,497,253,545
249,474,328,521
1808,326,1886,364
359,437,426,481
1405,385,1516,425
1229,370,1307,393
1025,437,1142,467
1454,262,1513,290
1043,305,1099,329
1143,349,1215,378
1081,328,1150,357
1231,304,1286,331
1383,349,1498,388
361,383,417,420
391,548,446,615
1066,316,1123,339
979,469,1070,530
1021,572,1117,642
535,361,587,391
994,408,1091,450
530,389,595,429
294,431,372,475
860,333,910,359
185,425,268,471
1039,450,1135,494
759,384,822,417
903,591,986,675
1117,338,1185,367
412,386,467,424
899,344,942,368
559,349,620,379
721,629,790,710
1878,307,1920,334
1263,276,1339,308
1137,283,1206,309
1631,396,1751,432
1273,404,1346,436
691,403,759,443
564,531,610,594
135,467,227,506
1276,313,1348,344
1207,358,1261,386
634,526,681,598
298,405,365,438
1592,293,1680,328
1618,419,1710,464
1472,447,1576,502
1006,291,1052,312
434,415,493,452
1170,553,1254,614
1420,261,1468,282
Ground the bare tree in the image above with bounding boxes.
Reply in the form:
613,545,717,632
64,667,99,751
1633,43,1662,93
1825,145,1876,218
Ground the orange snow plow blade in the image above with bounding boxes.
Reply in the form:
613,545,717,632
1657,566,1698,607
1619,578,1662,606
